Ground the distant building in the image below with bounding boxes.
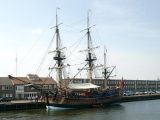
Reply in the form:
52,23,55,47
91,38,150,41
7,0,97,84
1,75,160,99
69,78,160,92
0,77,14,98
0,74,57,100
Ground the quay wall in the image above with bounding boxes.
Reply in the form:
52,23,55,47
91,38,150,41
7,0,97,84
1,94,160,111
122,94,160,102
0,102,46,111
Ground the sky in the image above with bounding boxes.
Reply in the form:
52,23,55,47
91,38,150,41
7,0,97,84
0,0,160,80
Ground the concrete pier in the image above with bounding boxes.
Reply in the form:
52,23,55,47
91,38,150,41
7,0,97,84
122,94,160,102
1,94,160,111
0,101,46,111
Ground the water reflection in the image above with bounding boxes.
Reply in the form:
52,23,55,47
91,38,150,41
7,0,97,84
46,104,124,120
0,104,124,120
2,100,160,120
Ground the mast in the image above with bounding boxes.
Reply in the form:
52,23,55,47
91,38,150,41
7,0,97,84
102,48,116,88
53,8,65,87
103,47,107,88
85,11,96,83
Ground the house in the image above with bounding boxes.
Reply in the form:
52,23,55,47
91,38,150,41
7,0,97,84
0,74,57,100
0,77,14,98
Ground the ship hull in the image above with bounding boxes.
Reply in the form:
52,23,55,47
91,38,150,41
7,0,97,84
46,95,122,110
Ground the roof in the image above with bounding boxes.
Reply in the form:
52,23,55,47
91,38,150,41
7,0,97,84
0,77,13,85
11,77,29,85
68,83,100,89
11,76,57,85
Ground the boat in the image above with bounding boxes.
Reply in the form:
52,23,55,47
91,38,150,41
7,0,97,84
46,10,123,110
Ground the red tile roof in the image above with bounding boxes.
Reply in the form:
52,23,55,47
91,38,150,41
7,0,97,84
10,77,57,85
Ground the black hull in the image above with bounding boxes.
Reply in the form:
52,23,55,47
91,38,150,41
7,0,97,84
46,96,122,109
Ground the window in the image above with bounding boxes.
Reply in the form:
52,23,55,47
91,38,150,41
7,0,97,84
1,85,12,90
43,85,48,89
2,86,5,90
49,85,53,89
16,86,24,90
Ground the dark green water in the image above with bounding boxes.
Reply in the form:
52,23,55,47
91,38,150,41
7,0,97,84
1,100,160,120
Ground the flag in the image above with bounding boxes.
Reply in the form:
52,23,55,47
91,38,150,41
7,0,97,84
120,77,125,89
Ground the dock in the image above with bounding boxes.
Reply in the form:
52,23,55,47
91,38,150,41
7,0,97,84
122,94,160,102
1,94,160,111
0,100,46,111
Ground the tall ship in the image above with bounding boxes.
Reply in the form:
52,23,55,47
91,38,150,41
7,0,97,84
46,10,123,109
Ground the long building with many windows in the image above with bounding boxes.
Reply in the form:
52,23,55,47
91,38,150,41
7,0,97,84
71,78,160,93
0,76,160,100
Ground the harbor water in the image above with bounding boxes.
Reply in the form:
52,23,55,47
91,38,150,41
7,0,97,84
1,100,160,120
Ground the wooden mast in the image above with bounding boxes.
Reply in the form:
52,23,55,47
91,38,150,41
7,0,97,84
53,8,65,88
85,11,96,83
103,47,107,88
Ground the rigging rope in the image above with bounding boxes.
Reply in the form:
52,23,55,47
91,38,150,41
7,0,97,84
19,30,46,64
67,33,87,59
72,63,88,79
36,32,56,74
63,18,85,32
19,16,56,64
